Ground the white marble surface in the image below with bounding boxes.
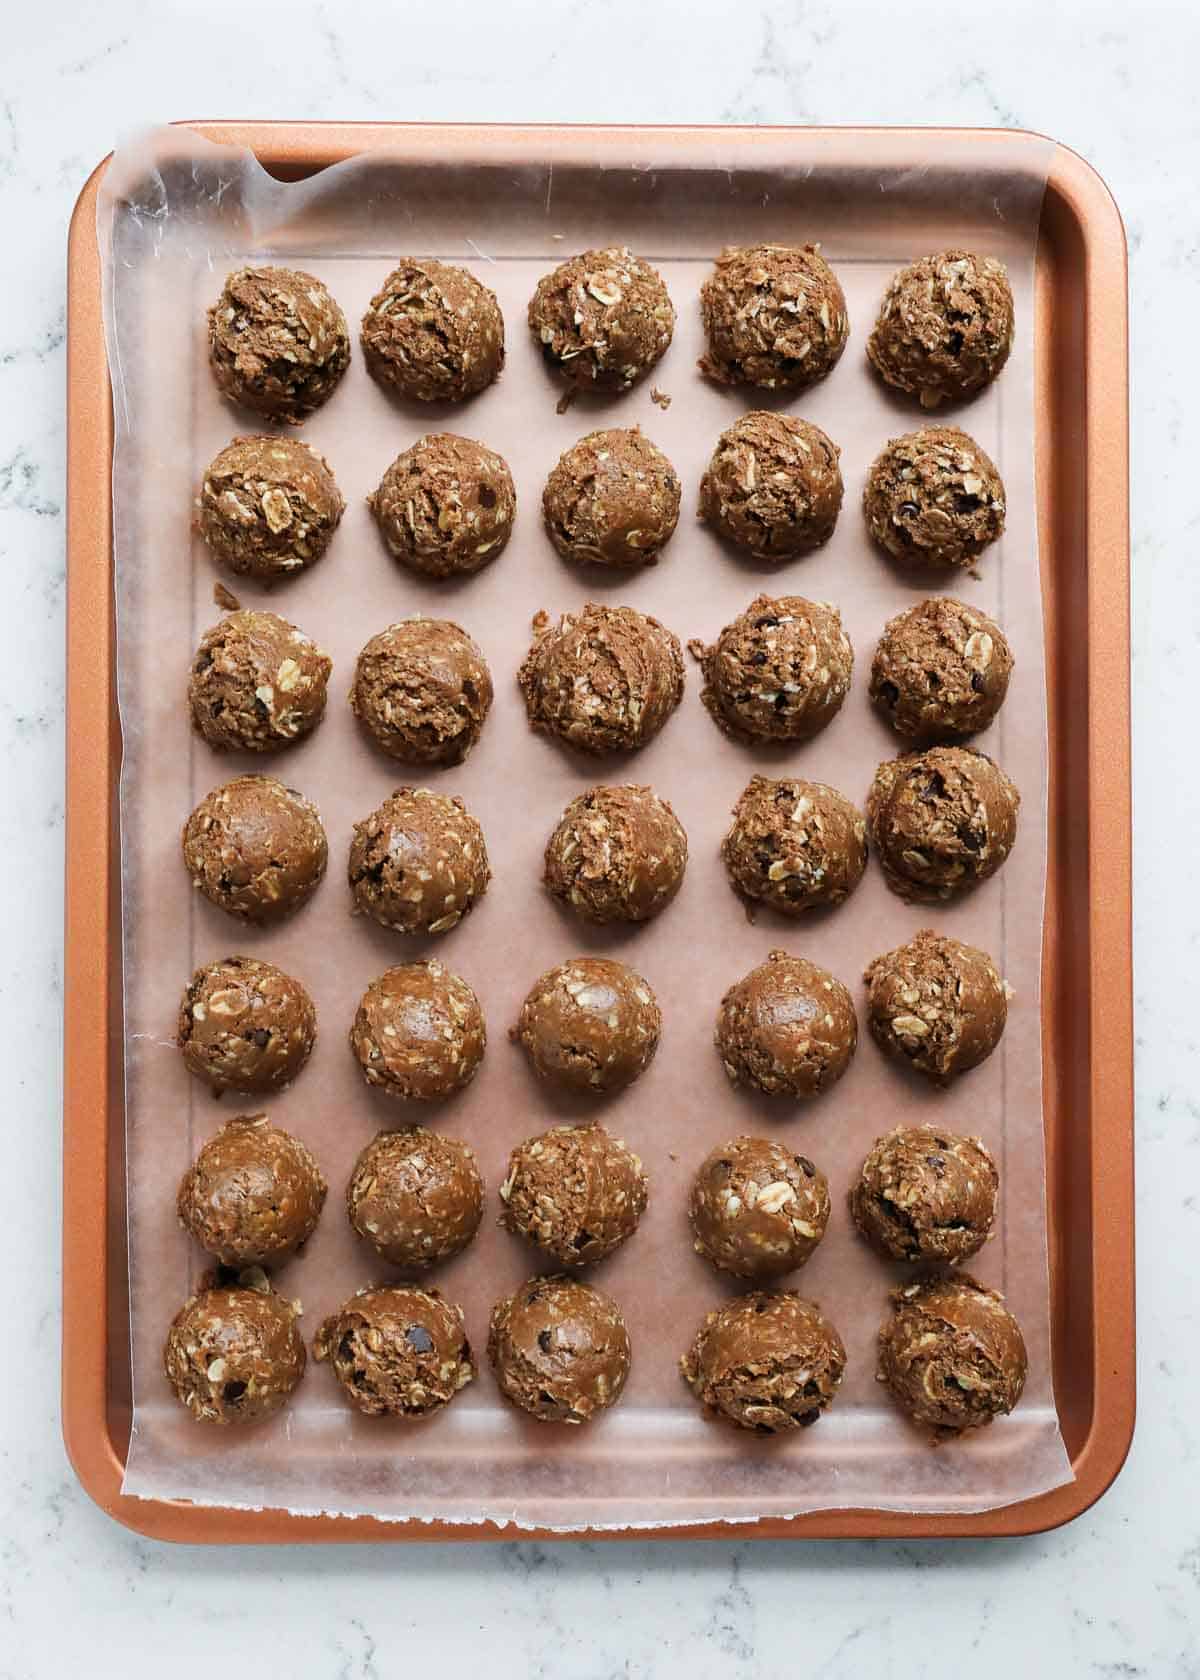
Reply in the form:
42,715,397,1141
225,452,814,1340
0,0,1188,1671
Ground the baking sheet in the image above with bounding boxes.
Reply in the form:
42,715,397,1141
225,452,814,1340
99,125,1069,1528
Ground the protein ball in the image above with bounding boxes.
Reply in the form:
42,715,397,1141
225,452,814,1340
681,1292,846,1434
518,603,684,755
500,1125,648,1266
696,593,853,745
850,1126,999,1264
347,1128,484,1269
716,950,857,1099
699,411,843,562
188,610,332,753
176,1114,326,1269
350,961,486,1103
208,266,350,423
350,619,493,767
721,775,867,916
877,1274,1027,1436
870,598,1013,742
543,784,687,925
513,957,660,1095
543,427,680,569
163,1283,305,1425
689,1136,830,1281
313,1285,474,1418
864,928,1009,1083
348,786,490,936
488,1275,631,1424
177,955,316,1094
368,433,516,579
528,246,674,392
195,435,345,582
181,775,327,924
360,259,504,402
699,243,849,391
863,427,1006,569
867,250,1015,409
867,746,1020,902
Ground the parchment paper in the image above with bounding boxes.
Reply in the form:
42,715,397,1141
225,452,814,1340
99,125,1070,1528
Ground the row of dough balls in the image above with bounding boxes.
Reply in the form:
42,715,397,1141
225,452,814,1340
166,1271,1026,1438
195,420,1005,584
207,246,1013,420
173,1116,1001,1278
181,757,1019,942
164,1119,1026,1439
179,936,1010,1107
190,597,1014,763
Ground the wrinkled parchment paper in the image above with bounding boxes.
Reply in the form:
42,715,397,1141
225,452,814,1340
99,125,1070,1528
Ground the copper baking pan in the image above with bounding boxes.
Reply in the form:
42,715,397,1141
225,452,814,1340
63,122,1132,1542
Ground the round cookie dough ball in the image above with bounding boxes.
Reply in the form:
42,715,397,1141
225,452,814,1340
350,619,493,767
870,598,1013,742
696,594,853,745
851,1126,999,1264
528,247,675,392
350,961,486,1103
681,1291,845,1434
189,610,332,753
488,1275,631,1424
716,950,857,1100
195,435,345,582
178,955,316,1094
360,259,504,402
347,1128,484,1269
721,775,867,915
864,928,1009,1083
500,1125,648,1266
368,433,516,579
867,251,1015,409
314,1285,474,1418
348,786,490,936
163,1283,305,1425
513,957,660,1095
877,1274,1027,1436
863,427,1006,570
543,784,687,925
699,411,843,562
689,1136,830,1281
208,266,350,423
518,603,685,756
543,428,680,569
176,1114,327,1269
867,746,1020,902
699,243,849,391
181,775,327,924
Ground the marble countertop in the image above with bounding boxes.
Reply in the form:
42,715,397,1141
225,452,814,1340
1,0,1186,1672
